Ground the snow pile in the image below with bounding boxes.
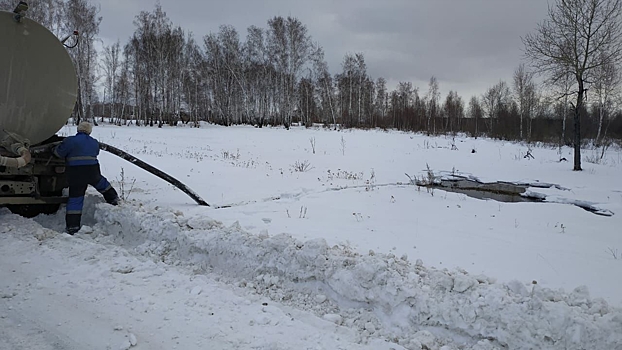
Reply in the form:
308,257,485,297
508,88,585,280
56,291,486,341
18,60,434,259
69,198,622,350
4,209,403,350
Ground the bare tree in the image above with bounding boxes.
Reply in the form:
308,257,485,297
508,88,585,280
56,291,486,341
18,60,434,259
523,0,622,170
335,52,373,128
468,96,484,138
546,72,575,146
593,51,622,143
309,44,336,128
115,45,132,125
336,53,357,127
245,25,272,126
355,53,367,125
482,81,512,137
391,82,416,130
513,63,536,140
0,0,64,34
286,17,311,126
374,77,388,127
128,5,186,127
266,16,310,128
218,25,245,124
443,91,464,134
425,76,440,135
181,33,203,127
63,0,102,124
101,40,121,123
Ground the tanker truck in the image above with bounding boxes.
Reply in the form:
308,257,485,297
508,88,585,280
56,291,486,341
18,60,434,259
0,2,208,218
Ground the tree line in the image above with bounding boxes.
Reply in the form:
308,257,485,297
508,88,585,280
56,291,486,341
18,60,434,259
2,1,621,152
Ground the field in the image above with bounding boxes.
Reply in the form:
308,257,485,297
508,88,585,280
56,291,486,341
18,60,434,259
1,123,621,349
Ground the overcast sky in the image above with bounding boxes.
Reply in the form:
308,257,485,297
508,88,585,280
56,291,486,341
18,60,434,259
97,0,550,100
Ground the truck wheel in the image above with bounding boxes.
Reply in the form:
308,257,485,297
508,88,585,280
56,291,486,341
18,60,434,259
7,204,61,218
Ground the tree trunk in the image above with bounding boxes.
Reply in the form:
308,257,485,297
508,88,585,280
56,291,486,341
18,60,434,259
433,107,436,135
562,97,567,147
573,86,583,171
520,107,523,140
596,99,603,144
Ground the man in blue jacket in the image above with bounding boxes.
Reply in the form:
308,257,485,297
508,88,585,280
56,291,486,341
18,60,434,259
54,121,119,234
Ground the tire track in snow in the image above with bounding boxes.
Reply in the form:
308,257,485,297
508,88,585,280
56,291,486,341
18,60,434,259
214,182,408,209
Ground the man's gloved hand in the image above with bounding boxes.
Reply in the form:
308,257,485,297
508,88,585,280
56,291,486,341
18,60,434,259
52,146,60,157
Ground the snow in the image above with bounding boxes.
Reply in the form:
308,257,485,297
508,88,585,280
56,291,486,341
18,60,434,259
2,123,621,349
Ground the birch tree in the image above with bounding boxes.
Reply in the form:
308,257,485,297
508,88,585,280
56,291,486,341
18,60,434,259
101,40,121,123
513,63,537,140
426,76,440,135
468,96,484,138
355,53,367,125
0,0,64,34
593,52,621,143
266,16,310,127
336,53,357,127
245,25,272,126
523,0,622,170
482,81,512,137
181,34,203,126
310,44,336,128
115,45,132,125
373,78,388,127
64,0,101,124
443,91,464,134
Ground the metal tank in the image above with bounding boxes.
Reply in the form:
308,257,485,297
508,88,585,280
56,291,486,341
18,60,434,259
0,9,78,147
0,3,207,218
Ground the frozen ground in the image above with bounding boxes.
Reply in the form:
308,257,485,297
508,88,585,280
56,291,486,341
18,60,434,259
1,123,621,349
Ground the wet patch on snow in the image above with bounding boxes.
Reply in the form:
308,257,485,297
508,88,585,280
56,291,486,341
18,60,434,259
410,171,614,216
540,195,615,217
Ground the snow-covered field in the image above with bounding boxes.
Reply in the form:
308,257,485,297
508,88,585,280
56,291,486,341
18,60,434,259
1,123,621,349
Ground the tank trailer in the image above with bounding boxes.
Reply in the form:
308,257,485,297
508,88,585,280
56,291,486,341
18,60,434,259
0,2,208,218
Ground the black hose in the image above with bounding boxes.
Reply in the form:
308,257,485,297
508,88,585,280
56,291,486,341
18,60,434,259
99,142,210,207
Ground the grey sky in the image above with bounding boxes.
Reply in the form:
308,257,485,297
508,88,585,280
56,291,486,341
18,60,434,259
98,0,550,100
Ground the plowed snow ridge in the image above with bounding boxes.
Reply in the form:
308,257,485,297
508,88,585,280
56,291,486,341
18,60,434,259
30,197,622,350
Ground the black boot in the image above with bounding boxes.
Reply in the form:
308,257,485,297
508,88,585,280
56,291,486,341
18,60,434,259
102,187,119,205
66,213,82,235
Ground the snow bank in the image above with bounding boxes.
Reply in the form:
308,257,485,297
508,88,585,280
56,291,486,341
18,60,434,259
57,199,622,350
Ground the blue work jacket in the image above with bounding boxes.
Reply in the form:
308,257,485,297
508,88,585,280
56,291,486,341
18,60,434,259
53,132,100,166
